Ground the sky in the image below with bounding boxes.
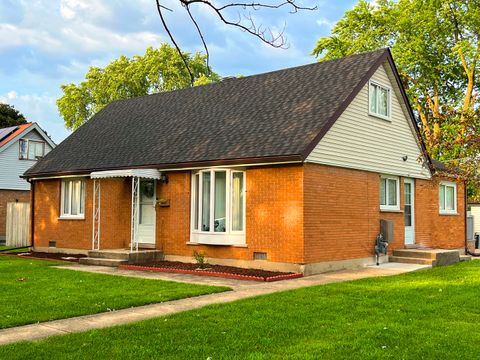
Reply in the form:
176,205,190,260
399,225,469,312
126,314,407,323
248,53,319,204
0,0,357,144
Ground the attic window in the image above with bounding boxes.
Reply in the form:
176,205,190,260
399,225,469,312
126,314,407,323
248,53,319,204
19,139,45,160
369,81,391,120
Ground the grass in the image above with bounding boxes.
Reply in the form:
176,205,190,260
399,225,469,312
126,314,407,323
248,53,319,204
0,257,228,329
0,246,30,253
2,261,480,359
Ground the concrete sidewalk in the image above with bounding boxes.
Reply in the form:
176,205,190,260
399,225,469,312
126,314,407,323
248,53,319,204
0,262,429,346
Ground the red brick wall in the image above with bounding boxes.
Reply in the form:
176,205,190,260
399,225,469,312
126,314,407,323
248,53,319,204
0,189,30,238
303,163,465,263
415,178,465,249
33,178,131,250
32,163,465,264
156,165,304,264
304,163,403,263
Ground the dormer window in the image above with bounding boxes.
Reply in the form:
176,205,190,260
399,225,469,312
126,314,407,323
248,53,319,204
369,81,391,120
19,139,45,160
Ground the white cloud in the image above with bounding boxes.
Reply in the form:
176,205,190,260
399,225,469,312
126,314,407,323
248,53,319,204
316,18,334,29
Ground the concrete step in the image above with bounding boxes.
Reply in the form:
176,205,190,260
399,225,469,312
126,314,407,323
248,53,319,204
393,249,436,259
460,254,472,262
88,250,130,260
389,256,436,266
79,257,128,267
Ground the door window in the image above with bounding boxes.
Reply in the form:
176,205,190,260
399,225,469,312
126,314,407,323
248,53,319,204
404,182,412,226
139,180,155,225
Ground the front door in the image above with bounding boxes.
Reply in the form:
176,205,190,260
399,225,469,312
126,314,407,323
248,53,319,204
137,179,156,245
404,178,415,245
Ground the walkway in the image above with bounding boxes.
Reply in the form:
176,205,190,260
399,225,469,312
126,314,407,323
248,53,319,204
0,262,428,346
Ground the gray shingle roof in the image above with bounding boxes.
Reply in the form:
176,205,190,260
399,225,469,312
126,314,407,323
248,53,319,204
25,49,391,177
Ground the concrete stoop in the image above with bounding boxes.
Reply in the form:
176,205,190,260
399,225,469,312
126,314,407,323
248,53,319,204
390,249,461,267
79,249,163,267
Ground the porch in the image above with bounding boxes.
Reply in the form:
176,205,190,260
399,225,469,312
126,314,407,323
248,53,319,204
89,168,167,255
79,248,163,267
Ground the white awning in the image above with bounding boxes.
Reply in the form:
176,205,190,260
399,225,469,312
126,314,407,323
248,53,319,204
90,169,161,179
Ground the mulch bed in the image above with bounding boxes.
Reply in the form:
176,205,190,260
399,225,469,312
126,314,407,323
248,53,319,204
120,261,303,282
1,251,87,263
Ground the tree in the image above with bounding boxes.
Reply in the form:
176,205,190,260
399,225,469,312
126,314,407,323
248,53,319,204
312,0,480,200
155,0,316,81
0,103,27,128
57,44,220,130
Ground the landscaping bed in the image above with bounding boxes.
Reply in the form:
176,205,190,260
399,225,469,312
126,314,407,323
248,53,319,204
1,251,87,262
120,261,303,282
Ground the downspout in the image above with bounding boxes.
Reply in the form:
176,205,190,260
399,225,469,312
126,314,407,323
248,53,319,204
29,179,35,249
464,180,479,257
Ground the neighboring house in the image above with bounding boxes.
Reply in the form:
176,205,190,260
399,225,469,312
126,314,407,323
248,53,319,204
23,49,466,274
0,123,55,243
470,202,480,236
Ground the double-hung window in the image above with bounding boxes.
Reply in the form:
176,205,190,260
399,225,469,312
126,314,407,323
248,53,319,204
19,139,45,160
369,81,391,120
61,179,85,219
439,182,457,215
380,175,400,211
191,169,245,245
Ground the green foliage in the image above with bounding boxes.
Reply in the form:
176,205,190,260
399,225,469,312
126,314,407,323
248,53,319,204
57,44,220,130
313,0,480,199
3,261,480,359
0,103,27,128
193,250,208,269
0,257,227,328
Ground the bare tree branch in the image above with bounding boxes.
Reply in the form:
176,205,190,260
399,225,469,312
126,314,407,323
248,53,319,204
155,0,195,84
154,0,316,81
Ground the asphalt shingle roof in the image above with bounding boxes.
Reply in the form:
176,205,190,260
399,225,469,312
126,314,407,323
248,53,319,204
25,49,390,177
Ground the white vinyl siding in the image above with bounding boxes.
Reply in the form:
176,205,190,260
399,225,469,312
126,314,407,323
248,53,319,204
0,129,53,190
306,63,431,180
471,205,480,234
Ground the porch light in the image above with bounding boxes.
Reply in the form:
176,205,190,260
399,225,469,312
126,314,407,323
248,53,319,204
160,173,169,184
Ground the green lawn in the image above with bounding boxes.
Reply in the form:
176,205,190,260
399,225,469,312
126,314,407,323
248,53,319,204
0,246,30,253
2,261,480,359
0,257,228,329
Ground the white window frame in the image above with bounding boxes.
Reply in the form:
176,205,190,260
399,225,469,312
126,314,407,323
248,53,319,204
439,181,457,215
369,80,391,121
19,139,45,160
60,179,86,219
380,175,400,211
190,169,246,246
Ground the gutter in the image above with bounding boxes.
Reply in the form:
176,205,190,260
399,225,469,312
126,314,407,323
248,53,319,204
22,154,304,180
29,179,35,249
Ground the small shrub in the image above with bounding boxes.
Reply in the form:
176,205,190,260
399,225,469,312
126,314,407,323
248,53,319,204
193,250,208,269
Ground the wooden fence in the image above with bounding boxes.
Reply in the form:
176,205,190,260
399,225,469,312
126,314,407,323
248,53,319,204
6,202,30,247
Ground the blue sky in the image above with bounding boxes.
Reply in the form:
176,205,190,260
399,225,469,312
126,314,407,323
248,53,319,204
0,0,357,143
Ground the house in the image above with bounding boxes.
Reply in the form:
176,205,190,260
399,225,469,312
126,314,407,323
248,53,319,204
23,49,466,274
0,123,55,244
469,202,480,237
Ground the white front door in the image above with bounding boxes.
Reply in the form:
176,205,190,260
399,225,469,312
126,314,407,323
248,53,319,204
404,178,415,245
137,179,156,245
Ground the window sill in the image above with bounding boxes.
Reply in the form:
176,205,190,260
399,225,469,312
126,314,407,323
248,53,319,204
186,242,247,248
380,209,403,213
369,113,391,122
439,212,459,216
58,216,85,221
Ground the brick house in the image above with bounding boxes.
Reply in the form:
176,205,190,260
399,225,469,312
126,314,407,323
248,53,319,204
0,123,55,244
23,49,466,274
